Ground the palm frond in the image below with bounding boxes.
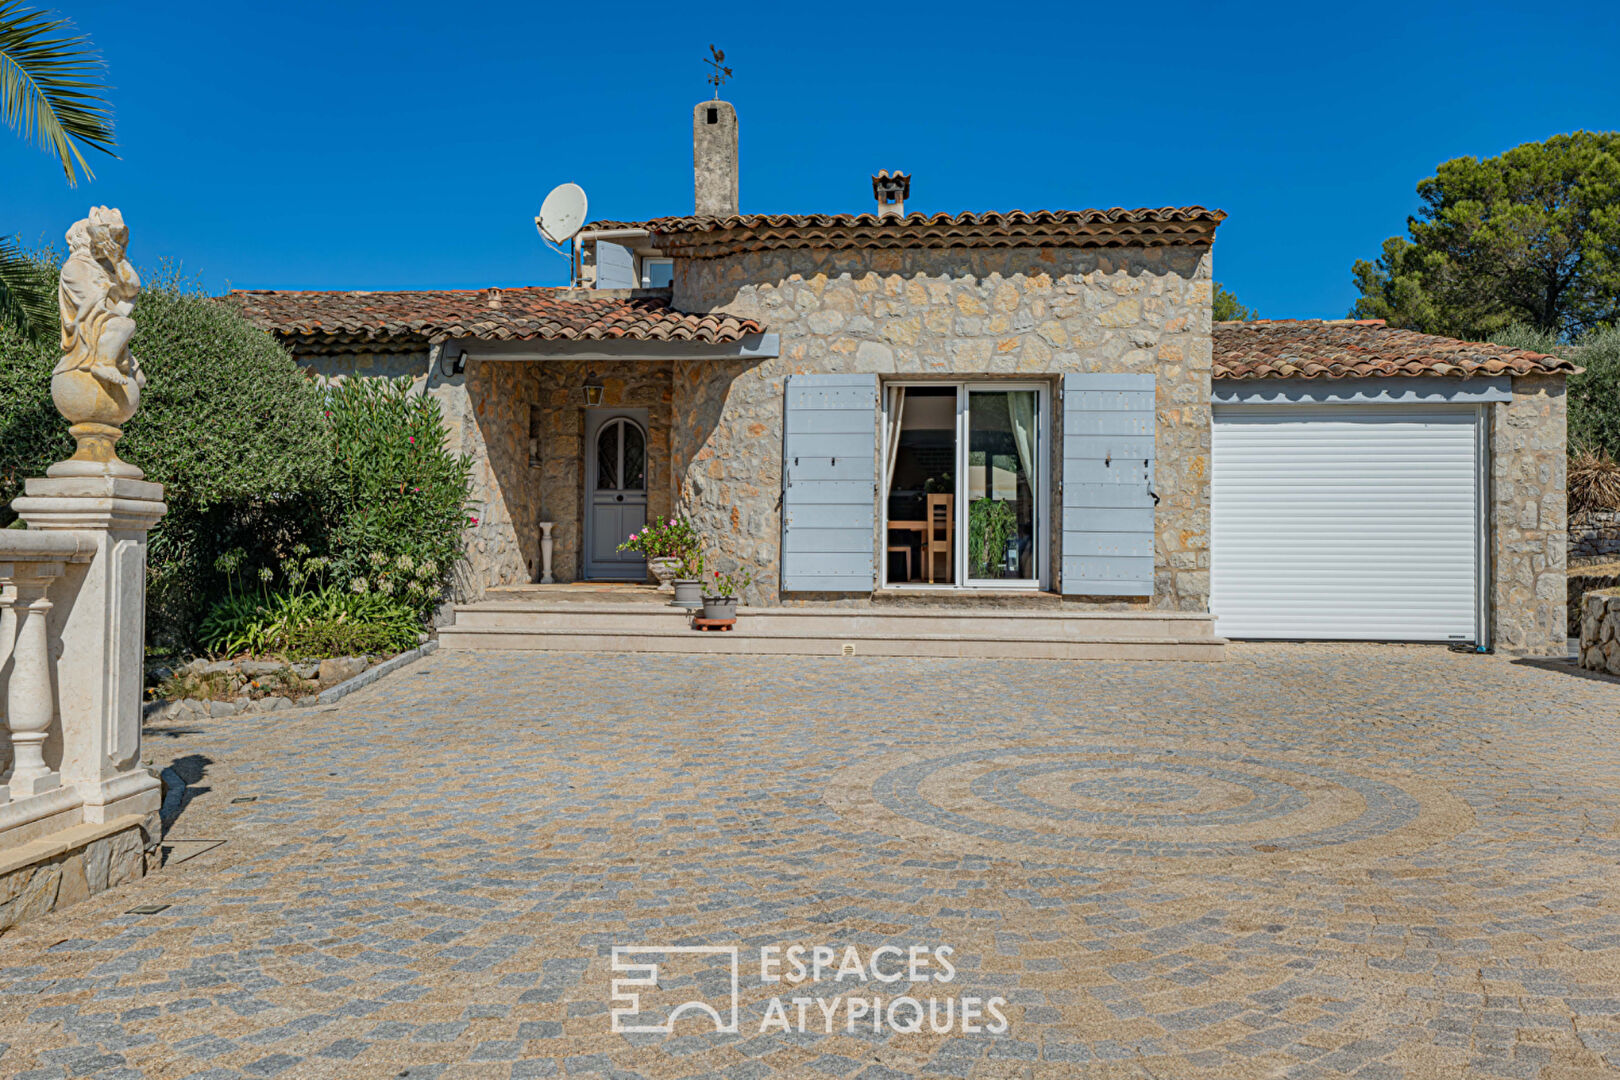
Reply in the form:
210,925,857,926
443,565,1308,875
0,1,115,186
0,234,54,340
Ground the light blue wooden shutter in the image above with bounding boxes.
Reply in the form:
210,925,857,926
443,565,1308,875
596,242,636,288
781,374,878,592
1061,373,1157,596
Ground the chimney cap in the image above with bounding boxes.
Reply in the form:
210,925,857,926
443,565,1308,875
872,169,911,199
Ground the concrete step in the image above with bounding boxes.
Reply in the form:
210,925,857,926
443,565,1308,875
449,602,1219,641
440,602,1226,661
437,625,1224,661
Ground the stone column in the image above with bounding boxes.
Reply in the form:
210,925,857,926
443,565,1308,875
12,475,166,824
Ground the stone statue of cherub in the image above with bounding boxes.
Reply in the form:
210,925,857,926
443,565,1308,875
50,206,147,477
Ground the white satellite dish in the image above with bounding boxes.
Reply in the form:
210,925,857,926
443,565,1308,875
536,182,588,244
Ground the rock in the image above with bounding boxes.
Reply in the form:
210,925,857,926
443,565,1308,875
292,662,320,680
186,659,236,676
208,699,239,718
318,656,368,686
238,660,286,678
263,695,294,711
146,665,172,685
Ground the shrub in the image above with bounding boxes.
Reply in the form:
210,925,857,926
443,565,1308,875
1494,323,1620,460
200,549,421,658
322,376,474,615
200,584,421,658
1567,328,1620,460
0,261,331,646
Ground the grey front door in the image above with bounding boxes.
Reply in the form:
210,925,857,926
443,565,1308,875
583,410,649,580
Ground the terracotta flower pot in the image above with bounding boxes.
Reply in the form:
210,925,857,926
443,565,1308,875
702,596,738,621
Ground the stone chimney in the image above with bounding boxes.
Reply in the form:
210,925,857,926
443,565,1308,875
694,101,739,217
872,170,910,220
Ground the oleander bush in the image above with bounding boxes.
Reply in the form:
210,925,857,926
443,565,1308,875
321,376,475,616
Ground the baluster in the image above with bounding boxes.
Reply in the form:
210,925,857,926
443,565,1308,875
5,565,62,799
0,579,15,795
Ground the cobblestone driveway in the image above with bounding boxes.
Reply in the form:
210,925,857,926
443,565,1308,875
4,644,1620,1080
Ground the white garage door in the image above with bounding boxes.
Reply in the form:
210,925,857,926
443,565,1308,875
1211,405,1481,641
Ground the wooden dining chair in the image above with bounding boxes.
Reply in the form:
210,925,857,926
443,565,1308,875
924,494,954,583
886,530,914,583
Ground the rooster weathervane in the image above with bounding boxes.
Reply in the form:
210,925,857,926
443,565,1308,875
705,44,732,98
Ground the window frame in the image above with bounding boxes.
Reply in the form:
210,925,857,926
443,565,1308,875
639,257,675,289
879,380,1050,592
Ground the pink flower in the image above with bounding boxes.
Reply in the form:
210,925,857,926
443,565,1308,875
468,516,479,525
408,436,415,444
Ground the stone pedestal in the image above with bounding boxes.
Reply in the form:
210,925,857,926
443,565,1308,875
12,475,166,826
539,522,555,584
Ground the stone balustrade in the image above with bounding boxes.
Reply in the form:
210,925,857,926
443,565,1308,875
0,476,166,929
1,530,95,804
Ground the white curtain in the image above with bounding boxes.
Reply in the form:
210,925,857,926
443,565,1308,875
885,386,906,495
1009,390,1036,488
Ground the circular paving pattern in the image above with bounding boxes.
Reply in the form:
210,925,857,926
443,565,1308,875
1068,775,1199,805
830,742,1468,861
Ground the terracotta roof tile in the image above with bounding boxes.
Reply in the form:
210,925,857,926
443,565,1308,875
588,207,1225,256
228,287,766,353
1214,319,1579,379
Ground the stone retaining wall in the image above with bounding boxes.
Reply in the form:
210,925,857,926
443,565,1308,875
1579,589,1620,674
1570,508,1620,564
0,817,150,932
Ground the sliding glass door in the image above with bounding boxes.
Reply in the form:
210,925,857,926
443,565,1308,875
882,383,1045,590
966,389,1039,584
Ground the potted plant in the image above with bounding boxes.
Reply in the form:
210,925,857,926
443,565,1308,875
671,550,706,610
702,567,753,622
617,515,699,594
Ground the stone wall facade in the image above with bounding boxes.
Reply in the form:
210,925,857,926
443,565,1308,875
1490,374,1568,656
672,245,1213,608
455,359,542,594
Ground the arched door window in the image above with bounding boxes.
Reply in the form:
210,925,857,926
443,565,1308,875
595,418,646,491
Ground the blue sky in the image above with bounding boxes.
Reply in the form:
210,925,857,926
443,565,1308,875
6,0,1618,318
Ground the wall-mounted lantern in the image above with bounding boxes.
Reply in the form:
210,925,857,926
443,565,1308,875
583,381,605,407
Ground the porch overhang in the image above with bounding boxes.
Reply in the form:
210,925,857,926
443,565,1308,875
443,333,780,364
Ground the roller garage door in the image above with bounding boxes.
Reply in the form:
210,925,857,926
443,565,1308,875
1210,404,1482,641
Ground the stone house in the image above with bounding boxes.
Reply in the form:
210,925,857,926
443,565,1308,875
234,99,1577,658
